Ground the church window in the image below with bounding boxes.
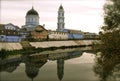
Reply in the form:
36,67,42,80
62,13,64,16
62,24,64,27
1,36,4,38
59,13,60,16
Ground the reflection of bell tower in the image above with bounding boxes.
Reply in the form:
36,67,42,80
57,59,64,81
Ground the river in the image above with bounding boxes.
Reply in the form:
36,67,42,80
0,47,120,81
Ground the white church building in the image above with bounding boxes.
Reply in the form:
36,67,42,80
22,7,39,31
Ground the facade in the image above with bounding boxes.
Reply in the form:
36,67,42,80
48,30,68,40
30,25,48,41
19,28,30,41
22,7,39,31
62,29,84,39
57,5,65,31
0,24,21,42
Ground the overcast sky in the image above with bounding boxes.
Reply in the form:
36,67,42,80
0,0,105,33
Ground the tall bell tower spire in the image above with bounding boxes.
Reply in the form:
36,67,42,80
57,4,65,31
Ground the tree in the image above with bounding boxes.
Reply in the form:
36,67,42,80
94,1,120,80
102,0,120,30
99,0,120,55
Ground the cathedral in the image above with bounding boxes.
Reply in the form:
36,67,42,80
22,6,40,31
21,6,48,41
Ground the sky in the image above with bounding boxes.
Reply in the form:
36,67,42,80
0,0,105,33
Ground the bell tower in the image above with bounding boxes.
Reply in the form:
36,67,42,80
57,4,65,31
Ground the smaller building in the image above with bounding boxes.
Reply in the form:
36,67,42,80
30,25,48,41
61,29,84,40
83,32,99,39
0,23,21,42
4,23,20,31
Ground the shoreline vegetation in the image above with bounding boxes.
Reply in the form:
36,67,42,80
0,44,93,58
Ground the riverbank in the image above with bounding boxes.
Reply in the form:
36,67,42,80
0,40,99,58
0,40,99,51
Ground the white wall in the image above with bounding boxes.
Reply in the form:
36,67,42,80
48,31,68,40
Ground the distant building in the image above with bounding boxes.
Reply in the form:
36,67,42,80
57,4,65,31
62,29,84,39
22,6,39,31
30,25,48,41
0,23,21,42
83,32,99,39
1,23,20,31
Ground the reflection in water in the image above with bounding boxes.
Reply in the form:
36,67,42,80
25,55,47,81
57,59,64,81
0,57,21,73
0,47,90,81
48,50,83,81
94,53,120,81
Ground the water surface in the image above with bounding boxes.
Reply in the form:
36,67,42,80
0,47,120,81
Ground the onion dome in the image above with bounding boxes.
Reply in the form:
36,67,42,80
26,7,39,16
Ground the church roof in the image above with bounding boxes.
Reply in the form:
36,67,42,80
59,5,64,10
26,7,39,16
60,5,63,9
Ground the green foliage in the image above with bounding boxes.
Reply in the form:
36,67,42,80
99,0,120,55
103,0,120,30
99,30,120,55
